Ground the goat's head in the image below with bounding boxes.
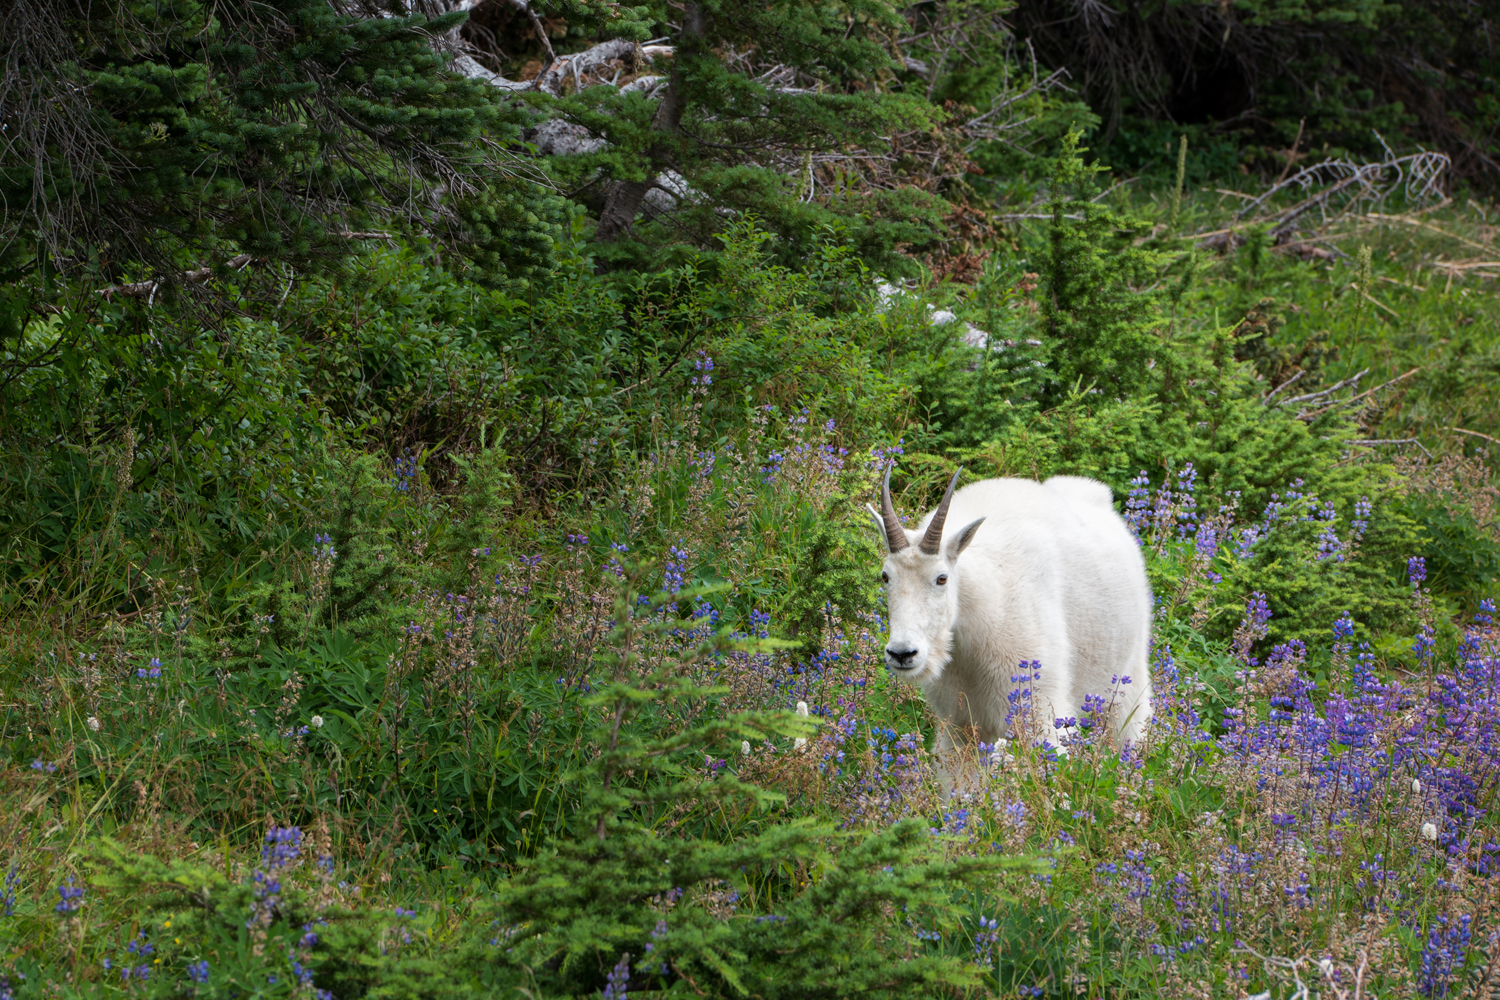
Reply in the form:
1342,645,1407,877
867,467,984,683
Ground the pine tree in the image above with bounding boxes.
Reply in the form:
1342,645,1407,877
538,0,953,271
0,0,623,289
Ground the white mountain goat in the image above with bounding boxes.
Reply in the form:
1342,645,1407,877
867,468,1153,756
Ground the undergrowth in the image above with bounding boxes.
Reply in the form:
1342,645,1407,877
4,136,1500,998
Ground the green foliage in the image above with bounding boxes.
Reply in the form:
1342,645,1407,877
1391,491,1500,612
1011,0,1500,189
0,306,332,615
5,37,1500,996
469,593,1031,999
548,0,951,272
1036,131,1171,403
0,0,595,286
1207,490,1422,646
773,475,884,641
2,837,337,1000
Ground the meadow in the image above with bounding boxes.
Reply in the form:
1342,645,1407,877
3,140,1500,1000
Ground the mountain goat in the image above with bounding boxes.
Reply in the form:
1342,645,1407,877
867,468,1153,755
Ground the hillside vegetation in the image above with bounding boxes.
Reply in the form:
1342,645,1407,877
2,1,1500,997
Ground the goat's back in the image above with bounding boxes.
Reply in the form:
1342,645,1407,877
921,474,1153,740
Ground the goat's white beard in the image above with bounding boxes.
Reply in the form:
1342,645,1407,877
895,627,954,686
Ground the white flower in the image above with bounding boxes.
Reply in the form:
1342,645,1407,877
1412,778,1422,794
793,702,809,752
86,716,100,732
311,715,324,728
1317,958,1335,977
1421,821,1439,841
741,741,751,756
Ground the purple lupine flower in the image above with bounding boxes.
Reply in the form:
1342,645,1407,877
1408,556,1427,586
605,541,629,578
1123,471,1151,539
1315,523,1343,561
662,545,690,596
601,954,631,1000
1418,913,1472,997
692,351,713,387
186,960,210,985
55,877,84,914
972,916,1000,967
1351,496,1372,539
393,449,419,491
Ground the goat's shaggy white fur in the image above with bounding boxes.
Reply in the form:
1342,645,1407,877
872,474,1153,752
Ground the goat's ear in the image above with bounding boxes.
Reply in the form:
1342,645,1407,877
865,504,891,550
945,517,985,560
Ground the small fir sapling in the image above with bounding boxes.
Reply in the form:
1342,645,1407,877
469,569,1038,999
1036,129,1173,405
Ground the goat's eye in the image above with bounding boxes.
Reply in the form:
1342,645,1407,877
881,572,889,584
935,574,949,586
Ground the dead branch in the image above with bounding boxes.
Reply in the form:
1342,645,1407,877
99,255,253,300
534,39,662,97
1277,368,1369,408
1260,368,1305,404
1305,366,1421,417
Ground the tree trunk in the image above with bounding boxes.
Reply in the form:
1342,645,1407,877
594,3,704,243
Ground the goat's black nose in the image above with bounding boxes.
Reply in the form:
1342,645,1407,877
886,647,919,667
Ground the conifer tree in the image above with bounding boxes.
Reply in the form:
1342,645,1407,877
458,578,1035,999
538,0,953,270
1037,131,1171,402
0,0,626,289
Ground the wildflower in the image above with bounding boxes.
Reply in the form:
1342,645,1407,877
794,701,809,752
741,741,751,756
262,826,303,870
2,866,17,917
601,954,630,1000
692,351,714,387
186,960,210,985
1421,822,1439,841
662,545,691,596
393,449,419,491
55,877,85,914
310,716,324,729
1413,778,1422,794
87,716,100,732
972,916,1000,967
1317,957,1335,977
1418,913,1472,998
30,759,56,773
